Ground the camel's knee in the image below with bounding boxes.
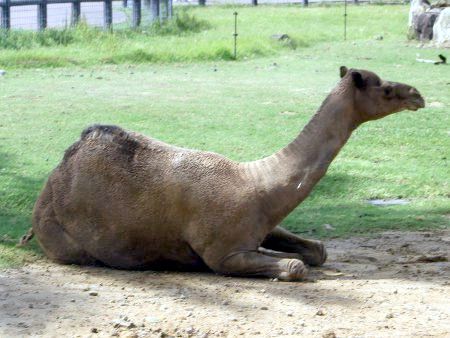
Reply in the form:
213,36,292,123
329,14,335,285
33,207,94,265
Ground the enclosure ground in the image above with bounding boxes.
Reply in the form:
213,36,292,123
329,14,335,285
1,230,449,337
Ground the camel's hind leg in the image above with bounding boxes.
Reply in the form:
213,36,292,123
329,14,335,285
261,226,327,266
32,182,96,265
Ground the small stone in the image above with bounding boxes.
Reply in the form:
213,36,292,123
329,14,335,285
323,224,336,231
316,309,326,316
286,310,294,317
91,328,98,333
0,70,6,76
222,300,230,305
89,292,98,296
375,35,384,40
386,313,394,319
28,304,33,308
322,331,337,338
260,306,268,310
112,319,136,329
271,34,290,41
122,334,138,338
185,326,196,335
145,316,161,324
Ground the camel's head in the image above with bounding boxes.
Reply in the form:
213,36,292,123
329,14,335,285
339,66,425,122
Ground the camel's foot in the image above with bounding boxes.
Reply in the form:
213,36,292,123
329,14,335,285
206,251,308,281
278,258,308,281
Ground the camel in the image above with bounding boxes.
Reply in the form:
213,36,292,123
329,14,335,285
25,67,425,281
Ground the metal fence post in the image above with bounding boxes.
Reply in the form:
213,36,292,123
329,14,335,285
150,0,159,22
302,0,308,6
71,0,80,26
160,0,167,21
198,0,205,6
104,0,112,30
167,0,172,18
132,0,141,27
38,0,47,31
1,0,11,30
123,0,127,7
252,0,257,5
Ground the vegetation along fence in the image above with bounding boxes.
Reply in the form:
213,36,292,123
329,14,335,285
0,0,407,31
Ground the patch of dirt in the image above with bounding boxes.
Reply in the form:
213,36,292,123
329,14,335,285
1,230,449,337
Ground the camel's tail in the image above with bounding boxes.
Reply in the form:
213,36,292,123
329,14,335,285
18,228,34,246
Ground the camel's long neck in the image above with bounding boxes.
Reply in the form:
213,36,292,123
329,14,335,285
242,88,359,226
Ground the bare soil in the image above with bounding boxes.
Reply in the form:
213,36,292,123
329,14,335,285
1,230,449,338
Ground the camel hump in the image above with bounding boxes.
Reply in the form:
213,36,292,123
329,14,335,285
81,124,126,140
62,124,139,163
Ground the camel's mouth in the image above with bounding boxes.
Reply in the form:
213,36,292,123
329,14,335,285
407,96,425,111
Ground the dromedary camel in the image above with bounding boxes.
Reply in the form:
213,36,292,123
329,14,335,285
24,67,425,281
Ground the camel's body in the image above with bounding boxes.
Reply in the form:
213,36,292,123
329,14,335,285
30,67,424,280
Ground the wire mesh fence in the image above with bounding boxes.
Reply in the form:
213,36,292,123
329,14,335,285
1,0,407,31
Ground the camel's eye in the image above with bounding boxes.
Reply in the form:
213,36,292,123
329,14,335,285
384,86,393,96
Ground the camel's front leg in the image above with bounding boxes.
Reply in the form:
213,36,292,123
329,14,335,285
261,226,327,266
205,250,308,281
257,247,303,259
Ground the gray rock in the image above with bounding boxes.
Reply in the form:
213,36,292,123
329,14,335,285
271,34,290,41
409,0,430,27
414,10,441,40
434,8,450,46
0,70,5,76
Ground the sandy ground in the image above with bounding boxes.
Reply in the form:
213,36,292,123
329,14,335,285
1,230,449,338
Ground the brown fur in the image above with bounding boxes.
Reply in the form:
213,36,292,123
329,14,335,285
29,67,425,281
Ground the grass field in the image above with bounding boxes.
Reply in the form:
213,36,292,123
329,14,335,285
0,5,449,267
0,4,426,68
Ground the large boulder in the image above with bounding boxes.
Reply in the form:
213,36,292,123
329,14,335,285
433,8,450,46
409,0,430,28
415,10,441,40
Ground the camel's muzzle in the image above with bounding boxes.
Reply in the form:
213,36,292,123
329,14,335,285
406,88,425,111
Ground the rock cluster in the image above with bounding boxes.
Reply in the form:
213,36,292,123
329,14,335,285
409,0,450,46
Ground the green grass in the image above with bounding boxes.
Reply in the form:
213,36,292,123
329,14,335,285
0,4,417,68
0,5,449,268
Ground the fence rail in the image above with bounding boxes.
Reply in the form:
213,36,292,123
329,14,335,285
0,0,173,30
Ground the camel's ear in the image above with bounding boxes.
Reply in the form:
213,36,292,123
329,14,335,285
351,71,365,89
340,66,348,78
